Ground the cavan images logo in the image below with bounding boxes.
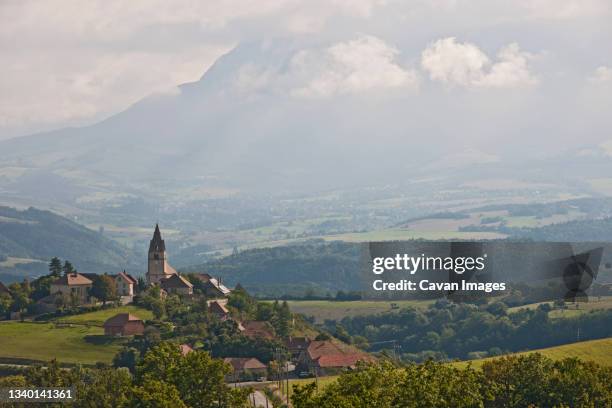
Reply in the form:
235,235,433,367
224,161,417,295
558,248,602,302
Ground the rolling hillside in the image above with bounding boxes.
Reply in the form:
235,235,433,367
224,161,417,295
452,338,612,369
0,206,139,281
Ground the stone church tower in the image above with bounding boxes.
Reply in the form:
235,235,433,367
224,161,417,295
146,224,177,285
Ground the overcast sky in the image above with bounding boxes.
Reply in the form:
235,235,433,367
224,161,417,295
1,0,611,142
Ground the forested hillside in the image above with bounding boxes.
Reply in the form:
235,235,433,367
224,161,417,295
181,240,361,296
0,206,137,281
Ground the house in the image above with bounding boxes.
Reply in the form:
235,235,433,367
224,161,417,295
242,321,275,340
160,274,193,295
285,336,311,359
201,277,231,298
208,300,230,321
50,273,93,304
103,313,145,336
302,340,371,373
223,357,267,379
114,271,137,296
146,224,178,285
179,344,194,356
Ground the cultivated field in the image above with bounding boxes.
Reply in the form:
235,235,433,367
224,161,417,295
451,338,612,369
285,299,433,323
508,296,612,318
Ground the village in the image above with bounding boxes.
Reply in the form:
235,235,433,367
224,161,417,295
0,224,371,389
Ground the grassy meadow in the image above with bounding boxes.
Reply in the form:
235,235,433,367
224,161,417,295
0,306,152,365
451,338,612,369
284,299,434,323
0,322,125,365
55,305,154,326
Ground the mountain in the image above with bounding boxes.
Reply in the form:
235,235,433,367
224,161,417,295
2,40,610,211
0,206,139,282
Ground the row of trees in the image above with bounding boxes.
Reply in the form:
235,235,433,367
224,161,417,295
292,354,612,407
330,299,612,361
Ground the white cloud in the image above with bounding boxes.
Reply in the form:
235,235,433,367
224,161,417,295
589,66,612,83
421,38,537,88
291,35,419,98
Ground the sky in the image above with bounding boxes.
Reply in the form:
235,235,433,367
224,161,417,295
1,0,611,143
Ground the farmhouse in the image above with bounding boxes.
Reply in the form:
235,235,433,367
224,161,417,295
285,336,311,359
114,271,137,296
208,300,230,321
223,357,267,378
50,273,93,304
200,275,231,298
242,321,275,340
103,313,145,336
302,340,371,372
160,274,193,295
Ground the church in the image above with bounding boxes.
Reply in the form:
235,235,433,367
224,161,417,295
146,224,178,285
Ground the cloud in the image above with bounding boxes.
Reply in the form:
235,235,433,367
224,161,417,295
589,66,612,83
421,38,537,88
291,35,419,98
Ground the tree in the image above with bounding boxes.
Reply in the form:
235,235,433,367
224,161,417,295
136,277,147,293
48,257,62,277
62,260,75,276
74,367,132,407
136,342,250,407
113,347,140,373
129,379,187,408
276,300,291,338
91,274,117,305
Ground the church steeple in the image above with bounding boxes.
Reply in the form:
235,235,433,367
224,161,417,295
149,223,166,253
146,224,177,285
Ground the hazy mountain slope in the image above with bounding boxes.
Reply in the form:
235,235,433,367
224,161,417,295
181,240,362,296
2,40,608,207
0,206,138,280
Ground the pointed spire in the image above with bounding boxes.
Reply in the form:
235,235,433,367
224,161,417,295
149,223,166,252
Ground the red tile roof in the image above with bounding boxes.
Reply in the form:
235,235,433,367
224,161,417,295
51,273,92,286
307,340,371,368
179,344,194,356
242,321,275,340
224,357,267,371
160,274,193,289
103,313,143,327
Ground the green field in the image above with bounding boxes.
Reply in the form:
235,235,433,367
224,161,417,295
0,306,152,365
509,296,612,319
56,305,153,326
285,300,433,323
451,338,612,369
0,322,125,365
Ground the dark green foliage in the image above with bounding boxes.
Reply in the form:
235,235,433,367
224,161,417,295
334,302,612,361
0,206,135,278
181,240,361,296
17,343,250,407
292,356,612,407
90,274,117,304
